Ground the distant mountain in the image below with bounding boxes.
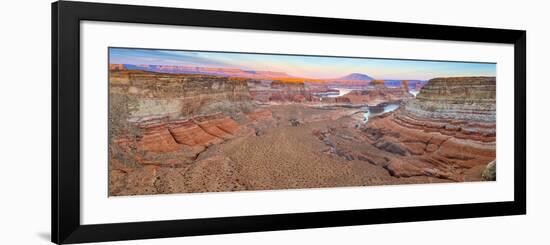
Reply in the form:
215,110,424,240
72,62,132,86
338,73,374,81
307,73,375,89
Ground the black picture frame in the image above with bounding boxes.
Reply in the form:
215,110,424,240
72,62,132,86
52,1,526,244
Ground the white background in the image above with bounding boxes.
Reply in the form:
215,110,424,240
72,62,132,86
81,21,514,224
0,0,547,244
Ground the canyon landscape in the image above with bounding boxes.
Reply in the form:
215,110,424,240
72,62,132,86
108,48,497,196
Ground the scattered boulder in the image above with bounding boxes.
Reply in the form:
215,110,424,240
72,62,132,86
289,118,301,127
481,160,496,181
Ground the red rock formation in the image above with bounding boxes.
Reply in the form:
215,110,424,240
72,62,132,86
392,112,495,142
168,119,222,147
110,113,248,171
357,77,496,181
137,122,181,152
364,113,495,180
152,114,245,148
216,118,241,134
194,114,240,140
109,69,261,173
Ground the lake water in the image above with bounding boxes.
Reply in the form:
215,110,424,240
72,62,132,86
313,88,355,98
313,91,340,98
334,88,354,97
311,88,401,123
363,103,400,123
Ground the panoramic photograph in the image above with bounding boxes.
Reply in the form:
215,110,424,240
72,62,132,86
108,47,497,196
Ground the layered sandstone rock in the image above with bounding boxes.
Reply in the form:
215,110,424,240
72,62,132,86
110,70,252,118
405,77,496,122
136,120,181,153
168,119,223,147
248,80,377,104
109,70,264,175
249,80,314,103
195,114,241,138
110,113,252,170
109,110,265,196
356,77,496,181
109,67,498,195
141,114,248,149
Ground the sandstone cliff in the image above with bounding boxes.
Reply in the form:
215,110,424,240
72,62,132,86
249,80,314,103
405,77,496,122
108,70,261,185
110,70,252,118
361,77,496,180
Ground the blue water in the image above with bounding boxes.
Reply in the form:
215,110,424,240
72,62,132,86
312,91,340,98
313,88,356,98
363,104,400,123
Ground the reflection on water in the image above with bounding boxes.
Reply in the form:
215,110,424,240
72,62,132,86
313,88,355,98
363,103,400,123
334,88,354,97
313,91,340,98
382,104,399,113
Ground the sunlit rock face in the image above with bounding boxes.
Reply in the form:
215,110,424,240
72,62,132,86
247,80,318,103
267,81,313,102
110,70,252,118
406,77,496,122
398,77,497,141
360,77,496,181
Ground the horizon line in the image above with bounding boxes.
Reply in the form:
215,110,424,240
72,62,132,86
110,63,498,82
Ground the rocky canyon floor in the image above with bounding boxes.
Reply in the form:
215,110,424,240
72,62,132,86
108,71,496,196
109,103,484,196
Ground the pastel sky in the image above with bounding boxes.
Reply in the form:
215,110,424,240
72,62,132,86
109,48,496,80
